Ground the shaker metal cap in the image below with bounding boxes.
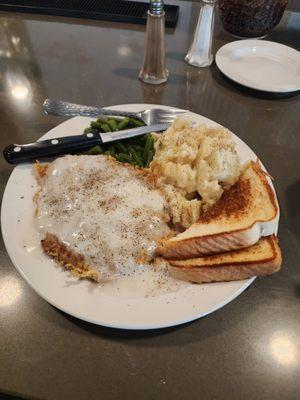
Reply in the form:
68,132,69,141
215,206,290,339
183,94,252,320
150,0,164,15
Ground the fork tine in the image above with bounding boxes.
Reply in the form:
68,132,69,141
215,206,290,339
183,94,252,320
156,117,178,123
164,109,189,114
154,109,188,115
157,112,188,119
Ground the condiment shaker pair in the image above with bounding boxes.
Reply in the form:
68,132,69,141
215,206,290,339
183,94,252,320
139,0,216,85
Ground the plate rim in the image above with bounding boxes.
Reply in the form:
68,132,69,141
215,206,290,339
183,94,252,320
215,39,300,93
1,104,277,330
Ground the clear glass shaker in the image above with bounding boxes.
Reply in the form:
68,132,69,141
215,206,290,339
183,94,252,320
139,0,169,84
185,0,217,68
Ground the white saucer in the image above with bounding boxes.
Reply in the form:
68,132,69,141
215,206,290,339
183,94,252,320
216,40,300,93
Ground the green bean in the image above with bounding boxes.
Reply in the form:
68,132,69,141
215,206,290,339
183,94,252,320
83,120,157,168
134,144,144,151
118,117,130,130
145,150,154,168
128,145,143,167
97,116,108,124
133,144,144,154
128,117,145,127
107,119,118,132
116,153,133,164
87,145,103,155
143,134,154,161
108,145,116,155
138,134,148,144
115,142,128,153
101,124,111,133
90,121,102,130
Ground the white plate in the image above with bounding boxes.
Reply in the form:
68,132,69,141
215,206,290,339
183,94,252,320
1,104,276,330
216,40,300,93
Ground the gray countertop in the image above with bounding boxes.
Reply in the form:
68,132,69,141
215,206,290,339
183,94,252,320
1,3,300,399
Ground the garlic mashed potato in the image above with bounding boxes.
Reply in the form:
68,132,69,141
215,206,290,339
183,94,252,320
151,119,241,229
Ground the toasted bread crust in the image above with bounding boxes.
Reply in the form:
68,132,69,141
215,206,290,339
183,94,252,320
194,160,277,224
156,222,267,260
156,161,279,259
199,178,251,223
251,160,278,212
169,236,282,283
41,233,99,282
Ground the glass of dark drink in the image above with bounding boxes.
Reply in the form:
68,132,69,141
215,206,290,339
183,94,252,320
218,0,288,38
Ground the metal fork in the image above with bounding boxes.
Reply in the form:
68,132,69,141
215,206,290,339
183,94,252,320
43,99,188,125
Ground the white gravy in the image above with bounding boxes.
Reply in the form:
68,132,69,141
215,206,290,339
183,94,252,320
36,155,172,282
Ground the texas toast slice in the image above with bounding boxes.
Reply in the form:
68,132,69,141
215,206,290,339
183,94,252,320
168,235,281,283
156,161,278,260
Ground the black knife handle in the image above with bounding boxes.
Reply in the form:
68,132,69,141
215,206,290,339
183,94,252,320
3,133,101,164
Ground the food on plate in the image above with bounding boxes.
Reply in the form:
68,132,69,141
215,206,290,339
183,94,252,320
85,116,144,134
83,117,155,168
168,235,281,283
156,160,278,260
151,119,241,228
33,117,281,285
35,155,171,282
157,159,281,283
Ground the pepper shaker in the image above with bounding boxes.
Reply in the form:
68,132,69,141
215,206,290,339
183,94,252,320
139,0,169,84
185,0,217,67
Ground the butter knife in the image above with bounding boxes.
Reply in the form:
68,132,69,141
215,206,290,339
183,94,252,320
3,123,169,164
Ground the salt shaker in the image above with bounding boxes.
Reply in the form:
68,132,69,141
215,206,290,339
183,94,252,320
185,0,217,67
139,0,169,84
